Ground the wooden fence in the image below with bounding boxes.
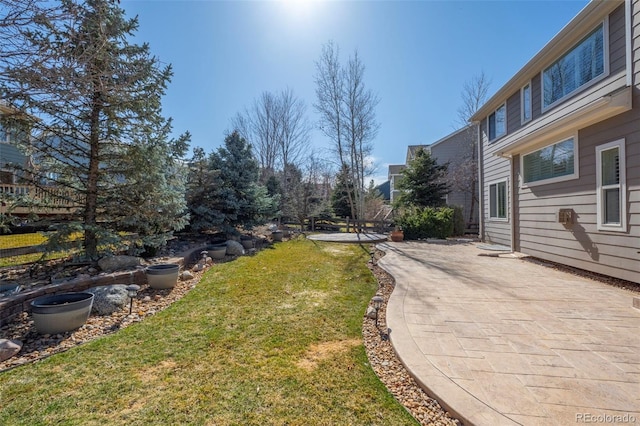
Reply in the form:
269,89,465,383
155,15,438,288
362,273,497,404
284,217,395,234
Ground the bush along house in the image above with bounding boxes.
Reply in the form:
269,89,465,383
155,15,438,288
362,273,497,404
471,0,639,283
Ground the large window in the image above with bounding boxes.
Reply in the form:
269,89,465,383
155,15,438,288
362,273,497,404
596,139,626,231
522,137,578,185
521,83,532,124
488,103,506,141
542,22,606,109
489,180,507,220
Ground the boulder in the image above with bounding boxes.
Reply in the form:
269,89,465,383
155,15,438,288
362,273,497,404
366,306,377,319
98,255,141,272
225,240,245,256
0,339,22,362
181,270,195,281
87,285,130,315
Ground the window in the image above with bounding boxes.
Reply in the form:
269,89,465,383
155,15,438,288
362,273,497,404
521,83,532,124
522,137,578,185
542,22,607,109
0,171,13,184
488,103,506,141
596,139,626,231
489,180,507,220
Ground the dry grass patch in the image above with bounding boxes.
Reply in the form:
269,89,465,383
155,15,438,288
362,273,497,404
296,338,361,372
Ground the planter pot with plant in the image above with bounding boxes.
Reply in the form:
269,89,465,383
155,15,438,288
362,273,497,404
31,292,95,334
146,263,180,289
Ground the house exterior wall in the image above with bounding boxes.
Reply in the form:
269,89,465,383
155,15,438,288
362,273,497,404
476,1,639,283
429,126,479,226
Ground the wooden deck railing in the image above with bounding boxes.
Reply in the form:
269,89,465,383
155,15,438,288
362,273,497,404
0,184,83,215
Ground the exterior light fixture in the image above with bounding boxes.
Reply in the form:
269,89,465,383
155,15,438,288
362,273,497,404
126,284,140,315
371,294,384,327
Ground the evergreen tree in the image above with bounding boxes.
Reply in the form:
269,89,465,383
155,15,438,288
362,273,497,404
331,166,354,218
187,131,278,233
396,148,449,208
0,0,189,258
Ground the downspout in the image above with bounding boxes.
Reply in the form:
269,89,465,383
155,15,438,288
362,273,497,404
508,155,515,253
475,122,484,241
625,0,633,87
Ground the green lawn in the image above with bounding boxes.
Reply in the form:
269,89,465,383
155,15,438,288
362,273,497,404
0,238,418,425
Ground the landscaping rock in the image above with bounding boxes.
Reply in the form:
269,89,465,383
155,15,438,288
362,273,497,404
0,339,22,362
181,271,195,281
225,240,245,256
366,306,377,319
98,255,141,272
87,285,129,315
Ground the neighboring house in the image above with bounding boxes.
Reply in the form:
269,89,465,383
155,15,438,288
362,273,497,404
471,0,638,283
387,164,405,204
428,125,479,228
388,129,479,229
0,103,30,188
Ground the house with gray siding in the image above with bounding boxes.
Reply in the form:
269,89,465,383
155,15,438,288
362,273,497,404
428,126,479,227
0,103,29,186
472,0,639,283
388,128,479,228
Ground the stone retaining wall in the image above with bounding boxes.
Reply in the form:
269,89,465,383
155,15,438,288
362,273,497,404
0,245,207,328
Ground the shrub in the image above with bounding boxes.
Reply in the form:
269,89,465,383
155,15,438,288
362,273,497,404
397,207,454,240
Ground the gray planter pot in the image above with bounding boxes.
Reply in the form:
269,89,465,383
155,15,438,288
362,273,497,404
146,263,180,289
240,237,254,249
208,244,227,260
31,292,94,334
272,231,283,242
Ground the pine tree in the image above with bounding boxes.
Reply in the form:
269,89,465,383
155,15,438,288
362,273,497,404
396,148,449,208
0,0,190,258
187,131,278,233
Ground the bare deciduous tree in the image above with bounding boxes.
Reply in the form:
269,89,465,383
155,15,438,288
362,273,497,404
314,41,379,222
449,71,492,226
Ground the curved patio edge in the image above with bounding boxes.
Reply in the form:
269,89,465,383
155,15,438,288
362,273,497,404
376,241,519,426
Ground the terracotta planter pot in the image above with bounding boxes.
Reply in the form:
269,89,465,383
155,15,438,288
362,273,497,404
31,292,94,334
390,230,404,242
146,264,180,289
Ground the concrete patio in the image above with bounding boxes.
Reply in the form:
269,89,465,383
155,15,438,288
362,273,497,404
377,240,640,426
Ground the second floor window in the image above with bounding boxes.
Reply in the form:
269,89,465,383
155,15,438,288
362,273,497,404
521,83,532,123
542,22,606,110
488,103,506,142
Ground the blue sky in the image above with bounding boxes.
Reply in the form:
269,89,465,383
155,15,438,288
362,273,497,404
122,0,589,184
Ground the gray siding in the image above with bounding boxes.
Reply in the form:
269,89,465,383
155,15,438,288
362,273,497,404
516,106,640,283
429,126,479,225
479,2,639,282
480,119,512,247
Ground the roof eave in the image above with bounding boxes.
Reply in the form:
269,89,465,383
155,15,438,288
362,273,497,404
470,0,624,122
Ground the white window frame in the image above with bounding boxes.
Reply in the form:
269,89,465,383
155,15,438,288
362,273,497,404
488,179,508,221
488,103,506,142
596,139,626,232
541,18,609,113
521,82,532,124
520,134,579,188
